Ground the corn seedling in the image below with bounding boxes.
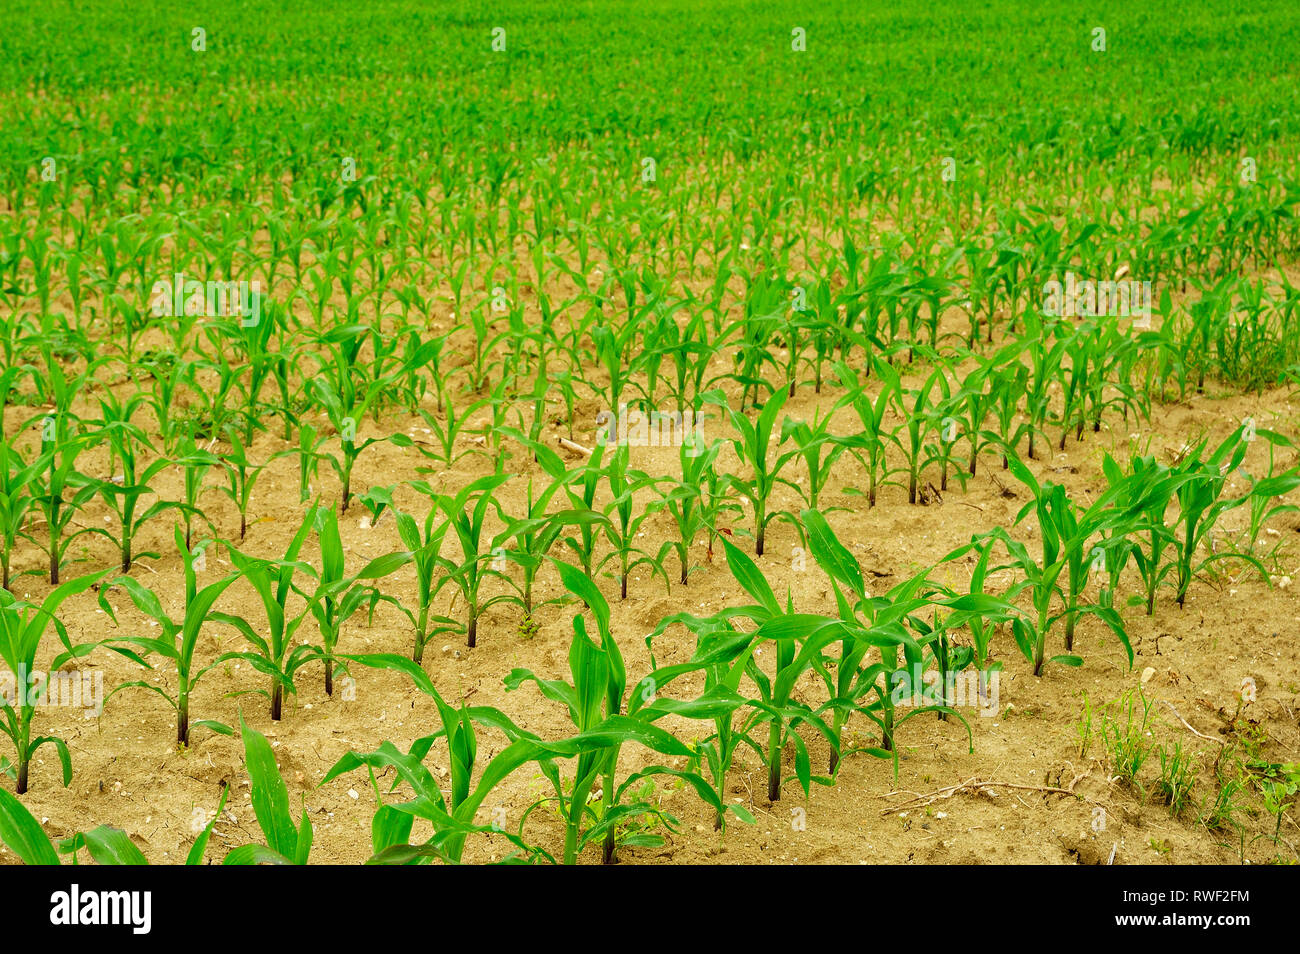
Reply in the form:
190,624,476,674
596,444,668,599
212,511,320,720
301,504,411,694
0,437,38,590
0,570,106,792
99,529,240,745
1168,428,1261,607
996,456,1137,674
88,393,187,573
223,716,315,865
31,419,98,584
706,387,798,555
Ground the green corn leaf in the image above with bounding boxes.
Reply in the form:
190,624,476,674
0,787,60,865
239,714,298,860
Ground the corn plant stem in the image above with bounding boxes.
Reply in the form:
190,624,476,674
829,714,842,774
413,604,429,664
602,761,616,864
178,683,189,746
1032,604,1050,677
766,720,781,801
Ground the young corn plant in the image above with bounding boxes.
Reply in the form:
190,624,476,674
1020,316,1068,461
310,373,412,513
212,510,319,720
706,387,797,555
988,357,1031,469
391,504,454,664
799,510,909,770
356,484,396,529
997,457,1138,675
31,419,99,584
218,426,268,541
416,474,514,649
99,529,241,745
0,571,106,793
645,614,760,831
333,638,708,865
0,437,38,590
1100,453,1180,615
302,503,411,694
596,444,669,599
223,716,315,865
292,422,328,504
929,390,969,495
835,358,894,507
804,510,1010,769
956,533,1002,704
585,311,645,421
622,656,752,840
411,396,492,471
173,435,219,549
707,535,842,801
891,360,947,504
89,394,186,573
325,652,551,865
905,605,974,724
780,408,847,511
1169,429,1260,608
507,560,718,863
655,436,731,585
1235,434,1300,560
948,358,997,477
545,436,606,579
492,433,606,616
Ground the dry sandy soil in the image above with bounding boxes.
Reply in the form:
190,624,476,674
3,335,1298,866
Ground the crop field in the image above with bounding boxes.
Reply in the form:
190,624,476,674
0,1,1299,869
